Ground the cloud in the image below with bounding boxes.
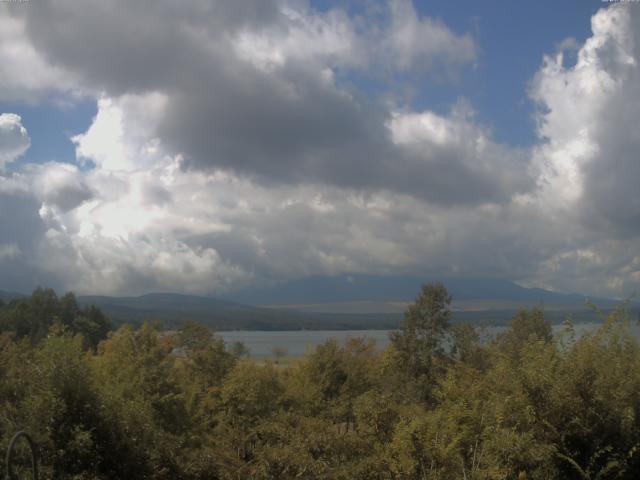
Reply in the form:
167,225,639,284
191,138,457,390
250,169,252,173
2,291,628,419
232,4,365,71
0,117,556,296
0,2,638,300
0,243,21,261
7,0,499,206
71,87,531,207
388,101,533,205
0,11,78,102
0,113,30,168
531,4,640,236
27,164,546,295
29,162,93,212
526,3,640,294
72,93,169,172
0,183,55,293
386,0,477,73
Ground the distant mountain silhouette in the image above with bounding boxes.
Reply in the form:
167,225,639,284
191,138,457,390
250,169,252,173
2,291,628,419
77,293,304,330
3,277,632,331
0,290,26,303
223,274,598,306
76,292,399,331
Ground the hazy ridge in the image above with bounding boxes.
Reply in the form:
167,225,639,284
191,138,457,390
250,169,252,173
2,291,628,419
2,276,633,331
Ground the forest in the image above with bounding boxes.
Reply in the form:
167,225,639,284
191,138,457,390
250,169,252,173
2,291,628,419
1,284,640,479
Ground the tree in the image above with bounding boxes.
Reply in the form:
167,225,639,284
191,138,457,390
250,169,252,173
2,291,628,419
0,289,111,348
230,341,249,358
2,287,59,342
389,282,452,403
495,307,552,358
74,303,112,349
92,323,187,478
221,361,283,424
176,321,237,387
451,323,490,370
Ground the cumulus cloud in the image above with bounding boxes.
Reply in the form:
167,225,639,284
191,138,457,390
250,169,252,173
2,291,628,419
386,0,477,73
527,3,640,293
29,162,93,212
0,2,638,299
388,101,533,205
21,159,551,295
0,183,54,293
0,11,78,102
5,0,497,205
531,5,640,231
0,113,30,168
232,4,365,71
72,93,169,172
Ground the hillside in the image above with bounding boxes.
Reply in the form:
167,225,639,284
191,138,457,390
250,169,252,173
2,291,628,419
223,274,619,310
4,277,633,331
223,275,592,304
76,293,400,330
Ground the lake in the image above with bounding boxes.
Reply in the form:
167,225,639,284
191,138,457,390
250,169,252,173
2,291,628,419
218,322,640,358
218,330,393,358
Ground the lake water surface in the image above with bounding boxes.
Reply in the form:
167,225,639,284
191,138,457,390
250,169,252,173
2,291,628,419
218,322,640,358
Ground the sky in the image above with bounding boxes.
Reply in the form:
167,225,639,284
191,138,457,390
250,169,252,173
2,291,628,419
0,0,639,298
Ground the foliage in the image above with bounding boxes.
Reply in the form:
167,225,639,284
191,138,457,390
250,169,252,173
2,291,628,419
2,285,640,479
0,288,111,348
389,282,452,403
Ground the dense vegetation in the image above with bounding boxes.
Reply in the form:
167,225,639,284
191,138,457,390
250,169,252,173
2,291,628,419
1,285,640,479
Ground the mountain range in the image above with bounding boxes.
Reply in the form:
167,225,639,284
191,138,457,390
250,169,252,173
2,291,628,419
223,274,621,310
1,276,634,330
